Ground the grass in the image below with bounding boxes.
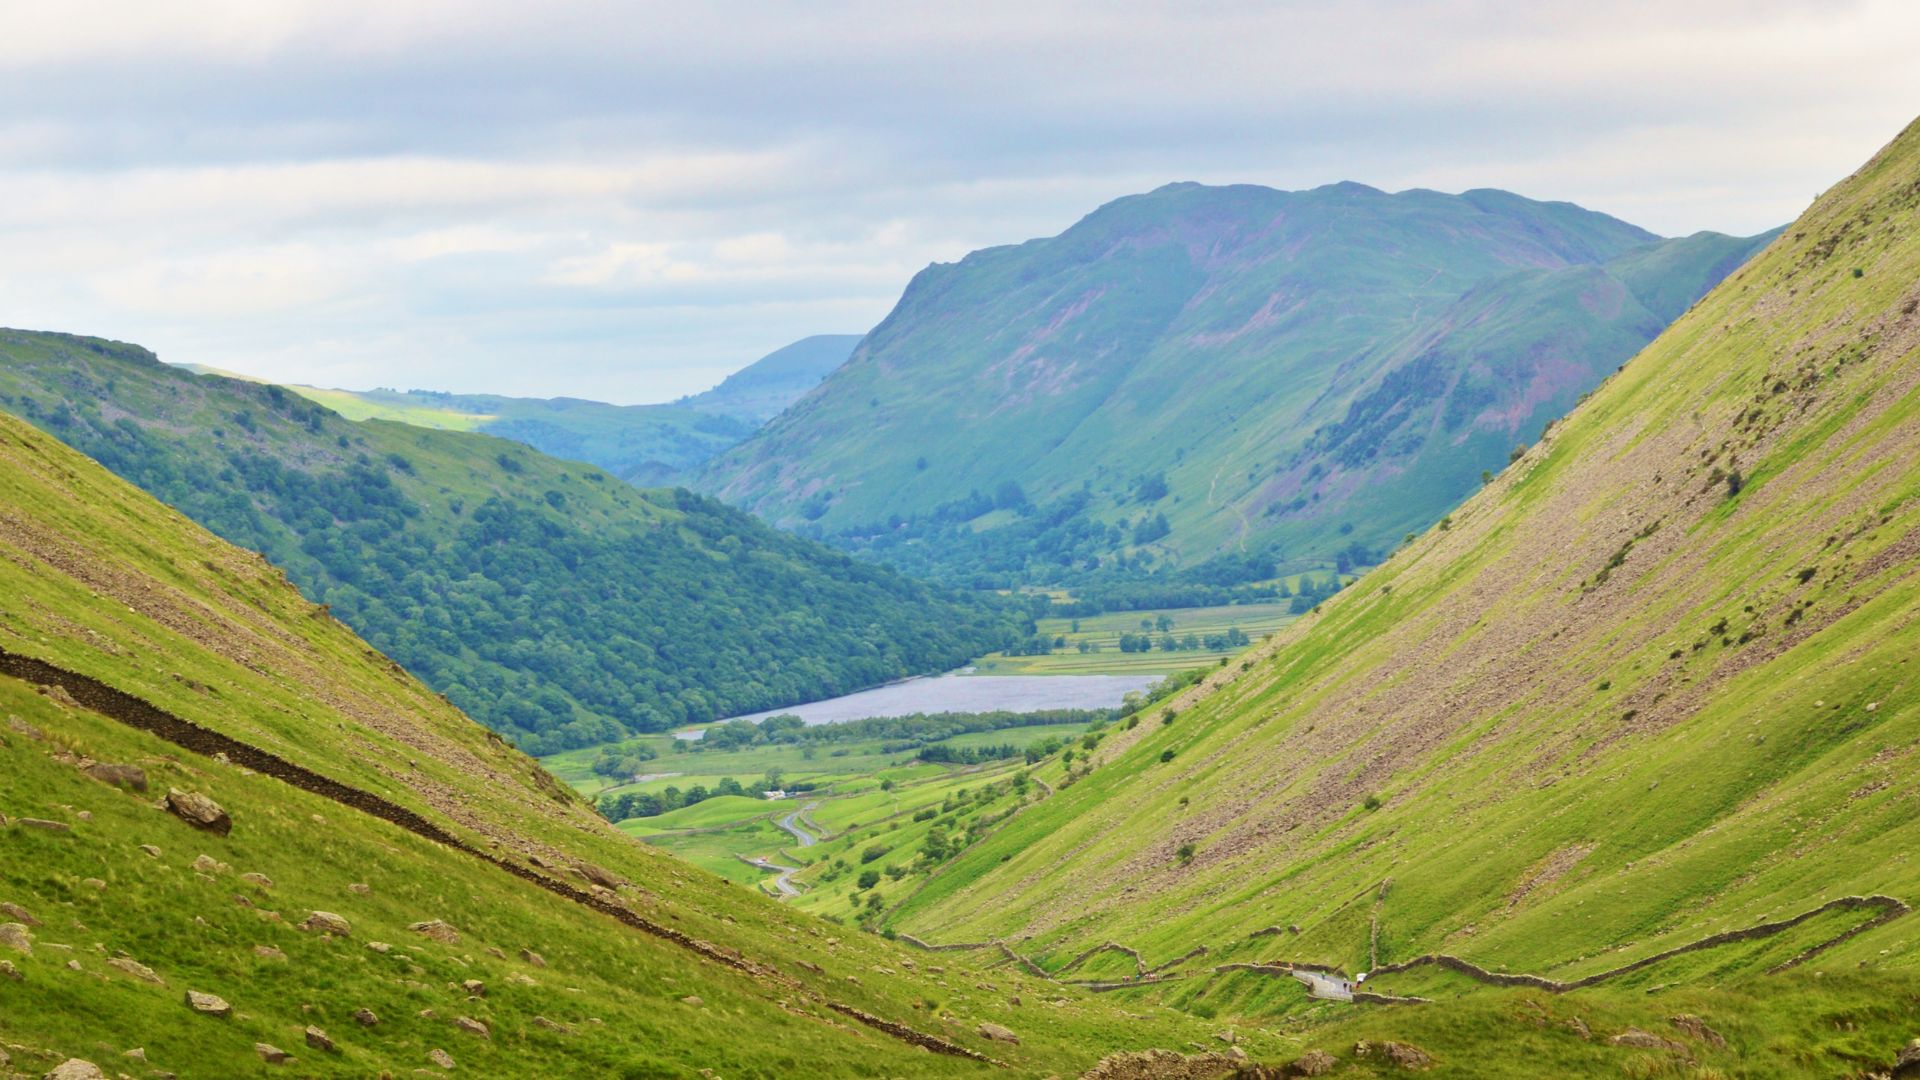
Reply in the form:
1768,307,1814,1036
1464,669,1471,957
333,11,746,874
968,601,1295,675
0,406,1233,1076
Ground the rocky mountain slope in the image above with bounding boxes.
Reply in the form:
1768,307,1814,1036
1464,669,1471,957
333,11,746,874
698,183,1771,587
881,117,1920,1072
0,335,1019,753
0,405,1244,1077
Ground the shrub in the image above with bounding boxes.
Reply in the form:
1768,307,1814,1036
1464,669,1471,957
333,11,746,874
860,845,889,864
857,869,881,890
1362,794,1383,811
1177,842,1196,863
1160,749,1176,763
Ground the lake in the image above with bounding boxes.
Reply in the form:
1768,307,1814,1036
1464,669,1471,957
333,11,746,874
680,672,1161,737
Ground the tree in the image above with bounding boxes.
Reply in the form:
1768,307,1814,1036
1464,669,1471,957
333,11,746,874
857,869,881,890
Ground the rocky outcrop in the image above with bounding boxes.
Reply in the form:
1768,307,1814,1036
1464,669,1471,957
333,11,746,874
185,990,232,1017
165,789,231,835
300,911,351,936
0,922,31,955
1286,1049,1336,1076
410,919,458,944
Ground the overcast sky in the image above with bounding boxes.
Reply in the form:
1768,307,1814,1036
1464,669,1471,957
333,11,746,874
2,1,1917,403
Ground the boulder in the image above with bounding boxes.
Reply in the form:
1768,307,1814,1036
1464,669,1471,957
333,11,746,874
680,996,704,1007
531,1016,574,1034
239,873,274,891
353,1008,380,1027
17,818,70,832
304,1026,335,1052
138,844,162,858
576,862,622,890
106,957,164,984
0,922,32,955
83,762,148,792
366,941,392,953
454,1016,490,1039
1,959,20,980
254,1043,290,1064
1893,1038,1920,1077
254,945,287,961
300,911,352,936
461,979,485,997
519,948,546,967
410,919,459,944
0,901,38,925
165,789,231,835
1670,1015,1726,1050
185,990,232,1017
1383,1042,1433,1069
1608,1028,1685,1052
191,854,228,874
81,878,106,891
1287,1049,1337,1077
976,1021,1020,1044
43,1060,105,1080
347,883,371,895
428,1048,455,1070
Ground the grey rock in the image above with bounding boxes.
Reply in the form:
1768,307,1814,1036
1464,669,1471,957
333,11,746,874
165,789,231,835
185,989,232,1017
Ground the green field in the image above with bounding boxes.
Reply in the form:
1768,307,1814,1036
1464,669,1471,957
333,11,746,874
968,601,1295,674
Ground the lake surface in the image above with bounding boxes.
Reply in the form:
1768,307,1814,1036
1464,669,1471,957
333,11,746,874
681,672,1160,737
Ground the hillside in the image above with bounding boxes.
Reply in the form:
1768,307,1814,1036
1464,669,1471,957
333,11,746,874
0,406,1245,1077
880,117,1920,1070
678,334,864,424
0,336,1020,753
252,334,858,485
697,183,1772,588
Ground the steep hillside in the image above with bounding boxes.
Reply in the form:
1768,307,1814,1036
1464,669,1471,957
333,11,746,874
678,334,863,424
260,335,857,485
698,184,1771,587
0,407,1236,1077
0,336,1020,753
885,118,1920,1069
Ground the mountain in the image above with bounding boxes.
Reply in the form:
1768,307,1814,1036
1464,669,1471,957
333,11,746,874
696,183,1774,589
882,118,1920,1069
677,333,864,424
0,333,1021,753
0,405,1230,1077
249,334,859,485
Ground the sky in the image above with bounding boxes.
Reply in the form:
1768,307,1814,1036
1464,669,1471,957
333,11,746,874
1,2,1917,404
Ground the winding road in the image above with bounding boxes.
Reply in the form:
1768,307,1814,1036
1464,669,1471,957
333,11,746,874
751,800,822,898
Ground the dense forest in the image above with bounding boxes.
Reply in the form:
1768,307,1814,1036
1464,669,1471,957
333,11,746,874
0,332,1026,753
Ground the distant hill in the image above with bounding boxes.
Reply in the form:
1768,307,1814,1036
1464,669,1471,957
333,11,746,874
238,334,860,484
677,333,863,424
886,117,1920,1068
0,332,1019,753
695,183,1774,589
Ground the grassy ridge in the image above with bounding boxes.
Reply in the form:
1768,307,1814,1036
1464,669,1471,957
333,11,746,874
879,118,1920,1069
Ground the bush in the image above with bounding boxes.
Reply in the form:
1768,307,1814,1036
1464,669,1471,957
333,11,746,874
1363,794,1383,811
1160,749,1176,763
1177,842,1196,863
860,845,889,864
857,869,881,890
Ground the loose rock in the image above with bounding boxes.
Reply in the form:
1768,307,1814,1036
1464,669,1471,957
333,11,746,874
0,959,19,979
1383,1042,1433,1069
239,873,273,891
83,762,147,791
300,911,351,936
305,1026,335,1052
519,948,546,967
255,1043,290,1064
1670,1014,1726,1049
454,1017,490,1039
428,1048,455,1070
976,1021,1020,1044
410,919,458,943
0,901,38,925
1288,1049,1336,1077
43,1060,105,1080
191,855,228,874
353,1008,379,1027
532,1016,574,1034
106,957,163,984
165,789,231,835
680,995,704,1007
138,844,162,858
1608,1028,1685,1052
185,990,233,1017
0,922,32,955
254,945,287,961
17,818,70,832
347,883,371,895
461,979,485,997
1893,1038,1920,1077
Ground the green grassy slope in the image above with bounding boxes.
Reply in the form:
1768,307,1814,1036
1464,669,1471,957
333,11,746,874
0,407,1231,1077
698,184,1771,588
267,334,858,484
0,336,1021,753
882,118,1920,1068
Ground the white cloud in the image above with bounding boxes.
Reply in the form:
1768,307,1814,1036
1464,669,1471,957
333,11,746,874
0,1,1915,400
